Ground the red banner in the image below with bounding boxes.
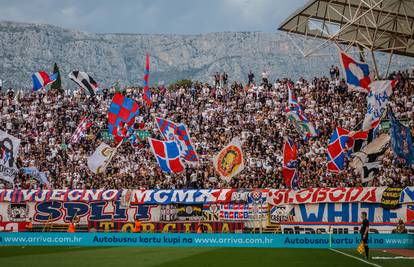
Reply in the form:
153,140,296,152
267,187,381,206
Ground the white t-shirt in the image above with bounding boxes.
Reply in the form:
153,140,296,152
0,79,2,87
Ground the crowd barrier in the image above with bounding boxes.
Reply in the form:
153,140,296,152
0,233,413,248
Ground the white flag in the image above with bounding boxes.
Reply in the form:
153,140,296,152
213,138,245,182
362,80,395,130
0,130,20,183
351,134,390,183
87,143,116,174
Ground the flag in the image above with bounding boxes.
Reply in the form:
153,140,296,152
286,89,318,140
175,124,199,163
155,117,199,163
148,138,185,173
108,93,140,143
50,63,62,92
362,80,396,130
87,143,116,174
407,205,414,223
213,138,245,182
32,71,57,91
351,134,390,183
389,110,414,166
70,116,93,144
346,130,369,156
155,117,178,141
353,117,382,154
21,167,50,186
143,53,151,106
327,127,350,173
283,137,298,189
0,130,20,184
68,71,99,96
357,241,365,254
339,50,372,93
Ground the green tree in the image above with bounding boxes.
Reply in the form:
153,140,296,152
50,63,62,93
174,79,193,89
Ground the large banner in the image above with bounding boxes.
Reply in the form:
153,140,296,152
269,203,414,224
0,189,270,204
267,187,414,205
0,187,413,205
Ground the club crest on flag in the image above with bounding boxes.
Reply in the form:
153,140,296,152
155,117,199,163
213,138,245,182
87,143,116,174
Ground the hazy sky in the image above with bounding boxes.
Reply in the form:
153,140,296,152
0,0,305,34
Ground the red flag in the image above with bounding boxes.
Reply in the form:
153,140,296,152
143,53,151,106
283,137,298,188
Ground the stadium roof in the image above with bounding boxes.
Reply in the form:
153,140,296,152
278,0,414,58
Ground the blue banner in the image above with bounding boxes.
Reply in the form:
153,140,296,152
0,233,413,249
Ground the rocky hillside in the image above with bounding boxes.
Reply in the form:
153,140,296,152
0,21,411,89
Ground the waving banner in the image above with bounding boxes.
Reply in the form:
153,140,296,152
363,80,395,130
213,138,245,182
0,131,20,184
87,143,116,174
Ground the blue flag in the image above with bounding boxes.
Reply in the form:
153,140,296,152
389,110,414,166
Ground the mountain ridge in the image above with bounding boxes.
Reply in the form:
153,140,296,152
0,21,411,89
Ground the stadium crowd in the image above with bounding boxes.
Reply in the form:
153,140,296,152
0,68,413,190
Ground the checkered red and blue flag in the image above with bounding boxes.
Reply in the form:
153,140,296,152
283,137,298,189
339,50,372,93
108,93,139,143
143,53,151,106
155,117,199,163
148,138,185,173
32,71,57,91
327,127,350,173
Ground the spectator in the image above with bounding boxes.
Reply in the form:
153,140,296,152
0,70,412,190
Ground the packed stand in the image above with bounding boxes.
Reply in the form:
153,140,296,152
0,68,413,190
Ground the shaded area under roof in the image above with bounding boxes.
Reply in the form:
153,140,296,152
278,0,414,58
